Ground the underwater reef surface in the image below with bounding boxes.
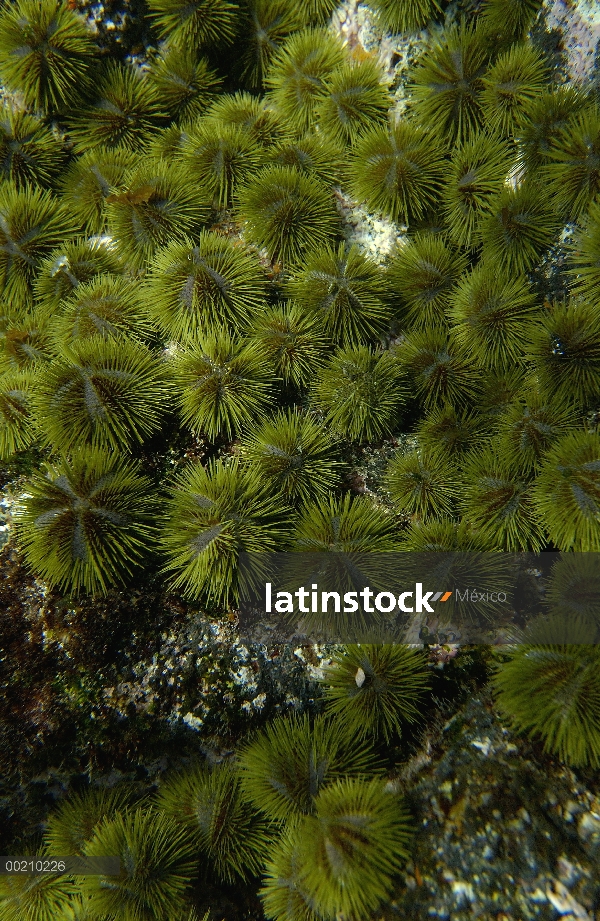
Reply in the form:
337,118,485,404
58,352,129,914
392,693,600,920
0,0,600,919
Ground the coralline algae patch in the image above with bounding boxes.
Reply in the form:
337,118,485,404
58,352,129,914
546,0,600,83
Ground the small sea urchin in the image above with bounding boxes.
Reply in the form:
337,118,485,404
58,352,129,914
0,0,95,113
450,263,537,369
238,165,339,264
528,300,600,409
262,778,412,921
180,120,262,208
161,457,290,605
172,330,273,440
348,121,444,224
385,445,458,520
288,242,390,346
157,762,271,883
312,345,405,443
461,446,545,551
15,448,157,595
443,132,509,248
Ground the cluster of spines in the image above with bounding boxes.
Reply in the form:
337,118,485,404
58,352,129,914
0,0,597,596
21,673,421,921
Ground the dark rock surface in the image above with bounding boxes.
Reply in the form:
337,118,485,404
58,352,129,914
389,694,600,921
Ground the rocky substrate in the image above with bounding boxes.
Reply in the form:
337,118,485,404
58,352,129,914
388,694,600,921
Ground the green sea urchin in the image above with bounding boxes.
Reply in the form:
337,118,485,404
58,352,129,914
293,492,402,553
147,47,222,123
0,183,77,308
322,644,430,741
15,448,157,595
0,0,95,113
59,146,138,235
172,330,272,440
34,238,124,315
239,712,377,822
450,263,537,369
408,22,490,143
288,242,390,346
157,762,271,883
79,808,197,920
205,91,285,147
0,103,65,189
386,233,467,328
385,445,458,519
250,301,327,389
50,275,151,345
316,59,390,146
106,158,209,270
481,43,547,136
31,335,168,453
66,61,164,154
0,312,53,372
268,133,345,186
496,391,578,473
262,778,412,921
348,121,445,224
493,644,600,768
478,181,559,275
480,0,544,41
461,446,545,551
180,120,262,208
237,165,339,265
528,300,600,409
416,403,489,456
312,345,405,443
544,105,600,219
146,231,268,341
0,860,77,921
239,0,305,90
370,0,442,33
147,0,239,50
569,199,600,307
0,369,35,459
45,786,135,857
517,86,587,173
240,408,341,504
532,431,600,552
265,28,347,134
442,132,510,248
395,326,480,408
161,457,290,605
